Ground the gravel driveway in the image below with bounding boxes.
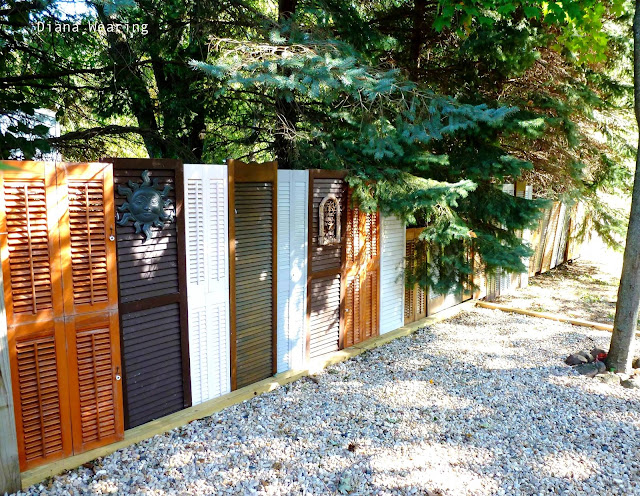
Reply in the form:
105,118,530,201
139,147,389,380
21,307,640,496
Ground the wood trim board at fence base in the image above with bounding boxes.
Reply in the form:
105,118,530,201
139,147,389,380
476,301,640,337
20,299,477,490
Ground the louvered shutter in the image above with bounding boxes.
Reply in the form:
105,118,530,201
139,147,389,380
379,215,404,334
277,170,308,373
404,237,415,324
184,164,230,405
1,162,122,470
343,191,379,347
228,160,278,390
57,163,123,454
306,172,346,359
1,163,72,470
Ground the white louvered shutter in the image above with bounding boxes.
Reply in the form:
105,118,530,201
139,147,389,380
379,215,405,334
277,170,308,373
184,164,230,404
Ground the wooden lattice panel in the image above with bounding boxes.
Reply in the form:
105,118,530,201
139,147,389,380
68,180,109,306
4,180,53,315
15,334,64,464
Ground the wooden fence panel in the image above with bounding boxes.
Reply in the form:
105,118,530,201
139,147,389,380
343,189,380,348
228,160,277,390
276,170,308,373
184,164,230,405
403,228,426,324
379,215,405,334
108,158,190,429
541,202,561,273
306,171,346,359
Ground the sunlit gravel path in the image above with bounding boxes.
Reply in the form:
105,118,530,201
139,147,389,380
19,307,640,496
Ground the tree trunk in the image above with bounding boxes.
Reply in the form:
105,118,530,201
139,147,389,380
95,4,166,158
607,0,640,373
274,0,298,169
409,0,427,81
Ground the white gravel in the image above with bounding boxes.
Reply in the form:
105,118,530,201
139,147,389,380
19,306,640,496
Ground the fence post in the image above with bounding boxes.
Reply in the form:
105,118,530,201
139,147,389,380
0,267,20,494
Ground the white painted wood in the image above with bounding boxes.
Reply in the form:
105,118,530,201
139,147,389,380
379,215,405,334
0,266,20,495
277,170,308,372
184,164,231,405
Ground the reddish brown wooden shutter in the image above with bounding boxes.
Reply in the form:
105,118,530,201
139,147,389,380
343,189,379,348
1,162,123,470
306,172,347,359
403,228,426,324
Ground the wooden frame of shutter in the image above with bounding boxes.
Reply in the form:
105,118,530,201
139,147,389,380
57,163,123,453
228,159,278,391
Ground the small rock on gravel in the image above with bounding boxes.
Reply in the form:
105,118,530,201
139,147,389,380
596,372,621,385
621,378,640,389
577,350,594,362
574,363,599,377
632,357,640,369
565,353,588,366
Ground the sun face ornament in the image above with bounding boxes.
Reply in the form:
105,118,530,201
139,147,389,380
116,170,175,242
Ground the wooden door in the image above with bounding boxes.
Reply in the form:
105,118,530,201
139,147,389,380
404,228,426,325
184,164,230,404
343,189,380,348
108,158,191,429
306,171,347,359
228,160,277,390
1,161,123,471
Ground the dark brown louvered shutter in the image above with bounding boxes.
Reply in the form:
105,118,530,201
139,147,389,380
343,189,379,348
228,160,277,390
306,172,347,359
107,159,190,429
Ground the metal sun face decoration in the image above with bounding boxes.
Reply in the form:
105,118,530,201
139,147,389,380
116,170,174,242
